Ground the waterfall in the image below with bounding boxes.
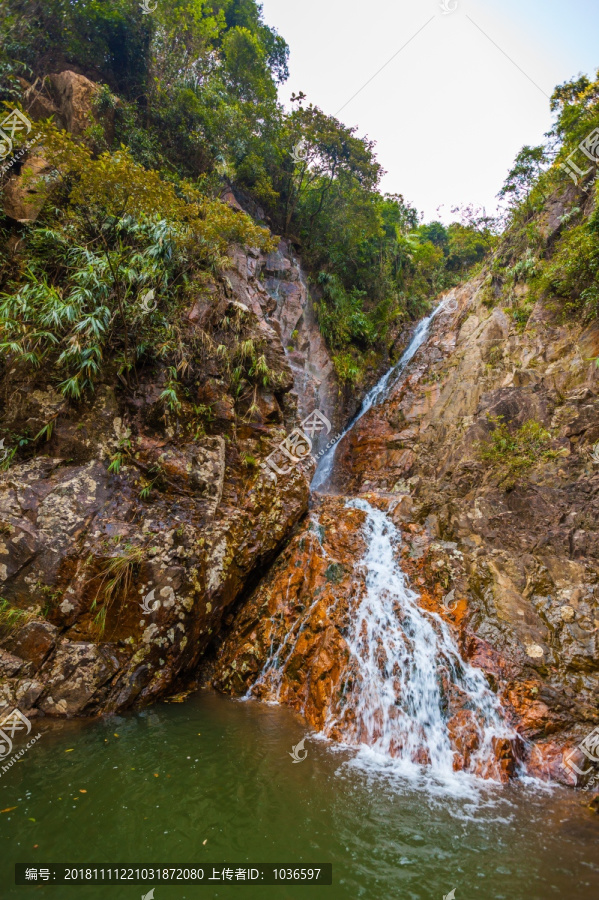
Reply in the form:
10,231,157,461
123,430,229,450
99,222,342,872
321,499,515,779
311,298,447,491
248,293,519,782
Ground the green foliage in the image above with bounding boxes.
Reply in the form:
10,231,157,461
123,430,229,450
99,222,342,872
332,352,362,385
315,272,383,384
316,273,376,350
550,75,593,113
498,145,549,210
160,366,183,414
0,0,152,97
0,124,274,399
509,249,539,283
0,0,494,379
108,430,133,474
478,416,558,486
89,544,144,635
507,301,534,332
489,68,599,328
419,221,449,252
278,103,382,238
445,206,498,273
0,598,35,636
536,223,599,321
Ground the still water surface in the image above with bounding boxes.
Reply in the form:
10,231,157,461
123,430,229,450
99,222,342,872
0,692,598,900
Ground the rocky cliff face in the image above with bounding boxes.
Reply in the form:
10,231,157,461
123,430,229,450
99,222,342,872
0,69,348,718
226,234,344,451
0,245,313,717
206,243,599,786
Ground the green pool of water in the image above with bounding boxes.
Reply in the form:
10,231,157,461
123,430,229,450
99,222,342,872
0,691,597,899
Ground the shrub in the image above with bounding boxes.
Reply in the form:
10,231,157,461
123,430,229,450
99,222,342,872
536,222,599,322
478,417,559,487
0,125,275,399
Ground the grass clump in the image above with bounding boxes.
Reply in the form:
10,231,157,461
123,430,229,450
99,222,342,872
0,598,35,637
89,544,144,635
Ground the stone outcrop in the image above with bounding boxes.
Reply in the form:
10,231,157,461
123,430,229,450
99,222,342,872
0,241,315,719
223,226,343,452
1,151,54,223
45,71,108,137
1,71,114,223
262,240,340,451
207,496,367,725
0,64,344,720
2,72,597,792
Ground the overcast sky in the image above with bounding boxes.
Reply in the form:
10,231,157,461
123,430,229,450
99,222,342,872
260,0,599,223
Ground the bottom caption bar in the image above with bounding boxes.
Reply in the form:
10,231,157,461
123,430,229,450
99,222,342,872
16,865,333,886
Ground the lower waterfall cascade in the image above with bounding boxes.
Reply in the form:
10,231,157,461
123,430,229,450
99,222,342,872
322,500,517,779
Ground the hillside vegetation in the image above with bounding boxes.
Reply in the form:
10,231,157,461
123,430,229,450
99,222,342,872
0,0,493,396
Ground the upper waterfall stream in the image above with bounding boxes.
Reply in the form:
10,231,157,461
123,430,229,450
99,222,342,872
311,300,446,491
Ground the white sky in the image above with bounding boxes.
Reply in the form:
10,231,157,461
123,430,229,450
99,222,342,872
260,0,599,222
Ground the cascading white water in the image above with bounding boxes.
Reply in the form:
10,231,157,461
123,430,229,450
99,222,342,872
251,293,518,781
322,500,515,778
311,298,447,491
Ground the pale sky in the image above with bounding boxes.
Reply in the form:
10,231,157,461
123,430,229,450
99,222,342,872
260,0,599,223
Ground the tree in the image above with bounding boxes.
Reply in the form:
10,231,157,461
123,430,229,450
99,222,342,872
418,221,449,253
550,74,592,112
281,103,382,236
498,145,549,209
446,223,493,273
